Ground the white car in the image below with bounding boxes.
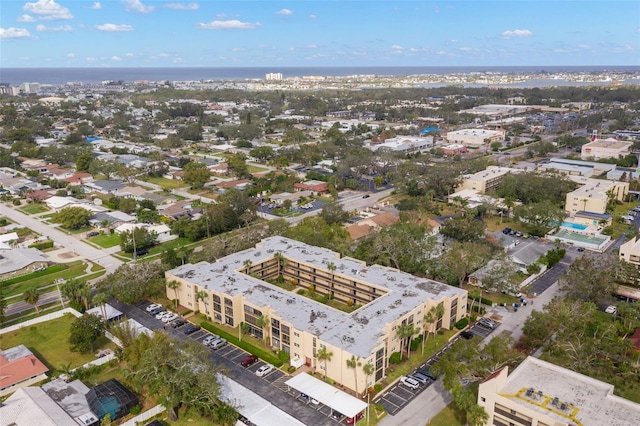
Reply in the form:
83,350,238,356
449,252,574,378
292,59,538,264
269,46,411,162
605,305,617,315
202,335,219,345
255,364,274,377
400,376,420,390
146,303,162,312
155,311,171,320
161,313,179,323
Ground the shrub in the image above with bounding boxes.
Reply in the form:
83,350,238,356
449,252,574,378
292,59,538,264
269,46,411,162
389,352,403,364
287,365,296,373
12,199,21,206
454,318,469,329
410,334,423,351
277,350,290,363
374,383,383,393
437,329,444,335
129,405,142,415
28,240,54,250
471,305,486,314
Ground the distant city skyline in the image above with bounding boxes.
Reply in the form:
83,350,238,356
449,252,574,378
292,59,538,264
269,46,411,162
1,0,639,68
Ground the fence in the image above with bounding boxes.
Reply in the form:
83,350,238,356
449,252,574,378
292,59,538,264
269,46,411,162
120,405,166,426
0,307,82,335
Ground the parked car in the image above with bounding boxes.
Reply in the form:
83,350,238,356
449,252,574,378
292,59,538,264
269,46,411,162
331,412,344,421
148,306,164,316
605,305,617,315
135,248,148,257
346,412,364,425
417,366,438,381
408,372,429,384
170,319,186,328
161,313,179,323
210,338,227,350
502,227,512,234
146,303,162,312
461,330,474,340
155,310,171,320
202,334,219,345
400,376,420,390
478,318,497,329
255,364,274,377
362,194,370,198
241,354,259,367
87,231,99,237
183,324,201,335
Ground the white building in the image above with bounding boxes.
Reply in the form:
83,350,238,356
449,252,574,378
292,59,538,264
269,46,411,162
445,128,506,147
366,136,434,153
580,137,633,160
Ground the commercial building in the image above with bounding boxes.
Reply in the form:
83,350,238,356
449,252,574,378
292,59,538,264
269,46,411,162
564,176,628,216
457,166,522,194
445,128,506,148
580,137,633,160
366,136,434,153
165,237,467,392
478,356,640,426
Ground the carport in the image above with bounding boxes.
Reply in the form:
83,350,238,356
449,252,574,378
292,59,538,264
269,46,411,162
285,374,367,419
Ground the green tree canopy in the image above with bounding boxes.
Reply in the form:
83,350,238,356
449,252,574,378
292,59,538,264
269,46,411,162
54,206,92,230
119,227,158,253
69,314,105,353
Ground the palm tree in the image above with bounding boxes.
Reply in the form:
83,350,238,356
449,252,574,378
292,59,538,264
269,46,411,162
346,355,362,395
167,280,181,310
195,290,208,313
396,323,417,360
502,196,515,223
243,258,253,272
316,345,333,380
23,288,40,313
362,363,375,394
255,314,270,346
92,292,110,324
327,261,336,298
422,304,445,355
273,252,287,276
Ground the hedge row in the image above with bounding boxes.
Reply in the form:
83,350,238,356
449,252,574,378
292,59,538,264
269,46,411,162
28,240,54,250
469,295,493,306
200,321,283,367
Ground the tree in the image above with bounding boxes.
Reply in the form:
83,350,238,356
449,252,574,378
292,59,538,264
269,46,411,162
92,292,110,324
61,278,91,311
249,146,275,162
319,201,349,225
69,314,105,353
429,241,493,287
0,285,7,325
256,314,270,346
439,215,487,242
346,355,362,396
126,333,235,422
118,197,137,214
362,363,375,393
422,304,445,355
513,200,565,236
119,227,158,253
75,152,94,172
559,255,619,302
162,248,181,269
196,290,208,312
23,288,40,313
327,261,336,298
89,159,122,180
396,323,418,360
167,280,181,310
54,206,92,230
183,161,211,189
316,345,333,380
226,153,248,178
97,262,165,304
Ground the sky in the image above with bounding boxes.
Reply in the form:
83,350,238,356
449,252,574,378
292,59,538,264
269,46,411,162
1,0,639,68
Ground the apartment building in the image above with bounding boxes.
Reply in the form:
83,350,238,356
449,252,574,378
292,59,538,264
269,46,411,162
619,236,640,267
445,128,506,147
165,237,467,392
457,166,522,194
478,356,640,426
564,176,628,216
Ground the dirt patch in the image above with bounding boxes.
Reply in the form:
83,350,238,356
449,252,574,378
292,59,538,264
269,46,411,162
58,251,77,259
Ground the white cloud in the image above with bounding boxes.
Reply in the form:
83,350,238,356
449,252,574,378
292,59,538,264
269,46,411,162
309,14,317,19
111,55,123,61
306,44,317,49
90,2,102,9
197,20,260,30
553,49,570,54
36,24,72,32
125,52,134,57
17,14,36,22
23,0,73,21
0,27,32,40
86,57,97,62
276,9,293,15
66,52,74,57
166,3,199,10
96,23,134,32
501,29,533,39
123,0,155,14
391,45,403,51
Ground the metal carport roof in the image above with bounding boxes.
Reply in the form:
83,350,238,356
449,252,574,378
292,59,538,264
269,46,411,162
284,374,367,418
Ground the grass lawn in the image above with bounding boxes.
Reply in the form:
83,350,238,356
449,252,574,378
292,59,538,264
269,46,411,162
145,176,189,190
2,260,87,299
246,164,269,174
20,203,50,215
427,402,465,426
118,237,193,259
0,313,113,371
90,233,121,248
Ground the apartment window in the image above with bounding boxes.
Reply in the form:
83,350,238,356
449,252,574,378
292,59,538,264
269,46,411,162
225,316,234,326
225,306,233,316
282,325,290,334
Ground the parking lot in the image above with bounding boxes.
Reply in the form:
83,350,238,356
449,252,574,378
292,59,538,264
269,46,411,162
373,320,500,415
257,199,326,217
131,300,355,425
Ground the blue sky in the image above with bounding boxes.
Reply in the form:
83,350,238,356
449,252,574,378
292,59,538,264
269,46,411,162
1,0,639,67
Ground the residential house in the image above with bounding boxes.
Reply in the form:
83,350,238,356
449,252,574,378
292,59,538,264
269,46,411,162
114,223,173,243
346,212,400,241
294,180,329,194
0,345,49,396
0,247,50,280
83,180,125,195
159,200,202,221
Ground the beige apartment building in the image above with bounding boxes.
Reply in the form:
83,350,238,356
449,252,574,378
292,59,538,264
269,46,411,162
580,137,633,160
619,235,640,267
165,237,467,393
457,166,522,194
564,176,628,215
478,357,640,426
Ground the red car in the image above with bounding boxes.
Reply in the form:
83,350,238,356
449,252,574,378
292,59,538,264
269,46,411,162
346,412,364,424
241,354,258,367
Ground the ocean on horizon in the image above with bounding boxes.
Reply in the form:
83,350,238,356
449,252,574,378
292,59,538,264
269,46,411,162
2,66,640,86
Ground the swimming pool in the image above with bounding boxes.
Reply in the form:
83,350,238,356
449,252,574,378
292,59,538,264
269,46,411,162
561,221,588,231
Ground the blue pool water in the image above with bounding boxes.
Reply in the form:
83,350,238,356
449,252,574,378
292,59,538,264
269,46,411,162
561,221,588,230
